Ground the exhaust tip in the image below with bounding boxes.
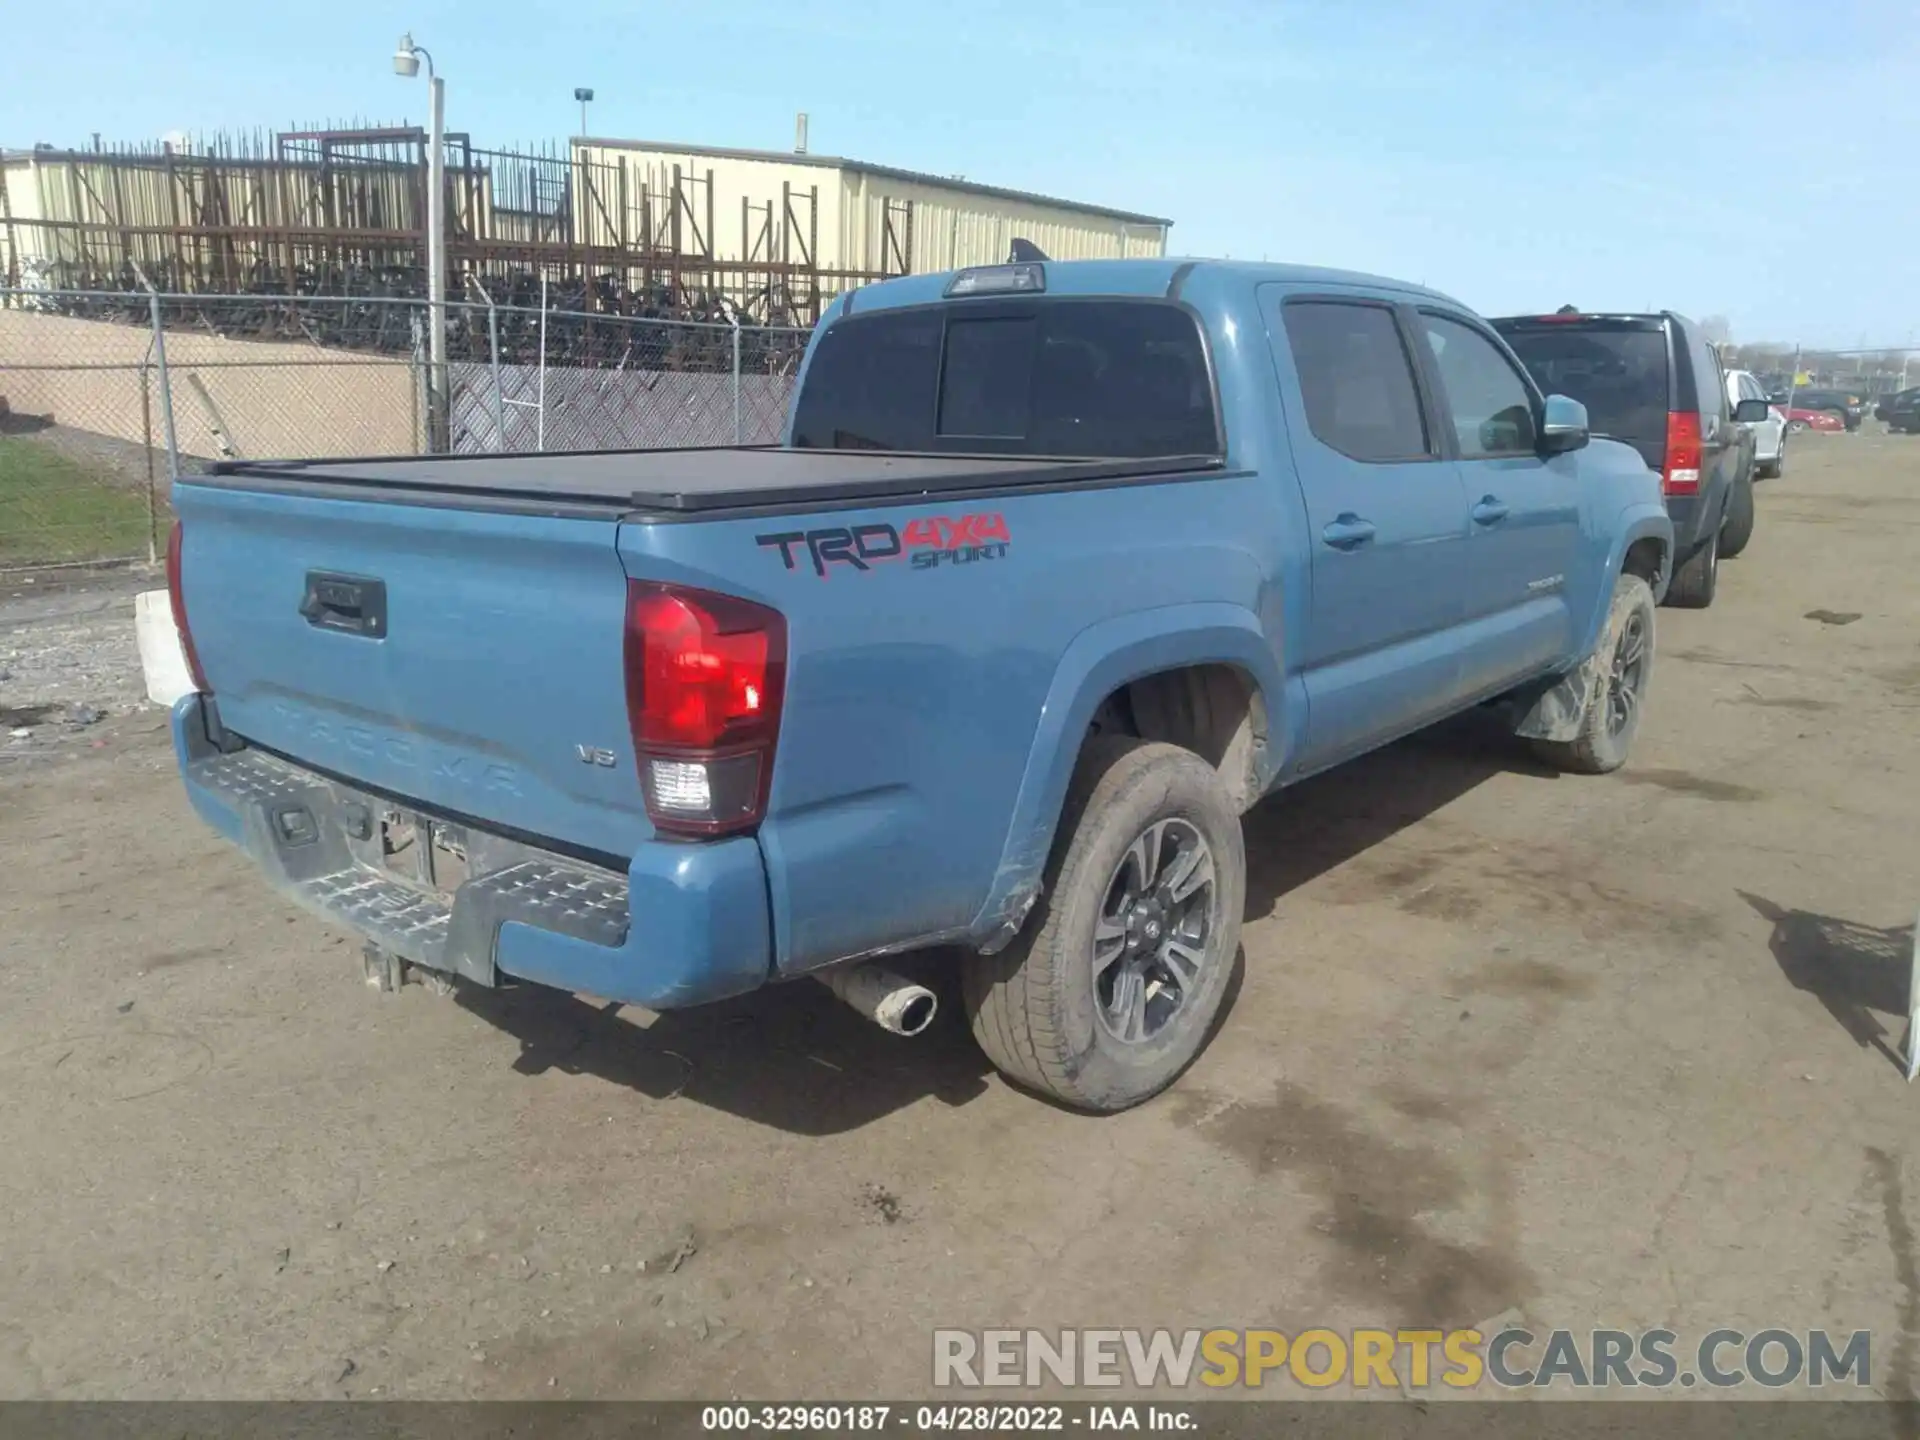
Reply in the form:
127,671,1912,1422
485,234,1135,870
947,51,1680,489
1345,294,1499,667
817,962,939,1037
892,989,937,1037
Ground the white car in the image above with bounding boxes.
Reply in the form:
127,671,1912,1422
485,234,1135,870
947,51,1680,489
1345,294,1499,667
1727,368,1786,479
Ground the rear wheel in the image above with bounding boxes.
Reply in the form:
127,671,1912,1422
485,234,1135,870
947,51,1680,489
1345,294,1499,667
1720,470,1756,558
1756,445,1783,479
1665,526,1719,608
1531,573,1655,775
964,738,1245,1112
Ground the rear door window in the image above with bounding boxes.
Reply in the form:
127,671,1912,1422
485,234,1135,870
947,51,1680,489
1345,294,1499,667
1280,301,1433,463
790,300,1219,457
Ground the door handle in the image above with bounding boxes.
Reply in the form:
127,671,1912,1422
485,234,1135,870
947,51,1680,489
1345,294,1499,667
1471,496,1510,526
1321,514,1376,550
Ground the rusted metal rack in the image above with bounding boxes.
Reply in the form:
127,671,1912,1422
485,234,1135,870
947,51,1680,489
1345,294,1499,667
2,127,892,329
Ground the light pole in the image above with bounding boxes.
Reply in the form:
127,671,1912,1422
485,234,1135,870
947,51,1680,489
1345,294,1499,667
575,87,594,139
395,33,448,452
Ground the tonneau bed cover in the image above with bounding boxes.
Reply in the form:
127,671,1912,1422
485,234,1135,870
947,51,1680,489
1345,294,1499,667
202,446,1224,517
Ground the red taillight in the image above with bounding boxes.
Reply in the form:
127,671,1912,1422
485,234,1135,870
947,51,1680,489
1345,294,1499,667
623,580,786,838
166,519,211,694
1661,411,1702,496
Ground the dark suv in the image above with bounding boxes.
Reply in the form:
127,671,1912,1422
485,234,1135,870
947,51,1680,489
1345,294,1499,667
1786,389,1867,430
1491,311,1762,608
1875,388,1920,433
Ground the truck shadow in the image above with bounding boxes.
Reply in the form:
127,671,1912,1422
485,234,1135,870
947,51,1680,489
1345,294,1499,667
455,952,995,1136
454,710,1549,1135
1740,890,1915,1072
1240,708,1558,921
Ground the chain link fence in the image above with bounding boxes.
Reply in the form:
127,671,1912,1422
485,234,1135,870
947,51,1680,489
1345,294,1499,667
450,299,806,454
0,287,814,572
0,293,171,568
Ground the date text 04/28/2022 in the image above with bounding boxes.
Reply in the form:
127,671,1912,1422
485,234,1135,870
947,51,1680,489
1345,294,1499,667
699,1403,1193,1431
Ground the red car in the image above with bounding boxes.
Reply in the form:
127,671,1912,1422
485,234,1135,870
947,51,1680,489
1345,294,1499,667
1784,406,1844,433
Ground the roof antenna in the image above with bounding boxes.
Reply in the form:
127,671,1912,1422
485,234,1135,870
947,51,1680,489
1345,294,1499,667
1007,238,1049,263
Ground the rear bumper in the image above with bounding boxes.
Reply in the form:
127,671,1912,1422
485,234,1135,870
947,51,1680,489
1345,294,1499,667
172,695,772,1009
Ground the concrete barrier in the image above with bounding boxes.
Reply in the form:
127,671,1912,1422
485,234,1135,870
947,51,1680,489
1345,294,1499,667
0,309,419,463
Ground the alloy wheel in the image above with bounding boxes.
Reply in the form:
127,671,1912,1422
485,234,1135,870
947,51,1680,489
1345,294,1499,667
1091,818,1219,1045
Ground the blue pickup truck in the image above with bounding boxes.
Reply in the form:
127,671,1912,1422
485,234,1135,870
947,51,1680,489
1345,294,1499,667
169,258,1672,1112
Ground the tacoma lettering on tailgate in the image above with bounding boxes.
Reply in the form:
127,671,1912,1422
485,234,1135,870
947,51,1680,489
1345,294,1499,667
270,701,522,796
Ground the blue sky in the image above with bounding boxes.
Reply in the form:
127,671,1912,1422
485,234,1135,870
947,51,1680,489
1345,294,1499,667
4,0,1914,348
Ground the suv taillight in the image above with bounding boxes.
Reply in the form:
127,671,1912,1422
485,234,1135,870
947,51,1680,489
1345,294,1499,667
1662,411,1702,496
623,580,786,838
166,519,211,693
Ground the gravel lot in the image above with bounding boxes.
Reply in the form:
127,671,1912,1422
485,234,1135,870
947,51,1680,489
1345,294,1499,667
1,567,156,771
1,433,1917,1402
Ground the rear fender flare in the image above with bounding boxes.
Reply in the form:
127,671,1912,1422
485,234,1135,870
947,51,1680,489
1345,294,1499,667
966,604,1283,951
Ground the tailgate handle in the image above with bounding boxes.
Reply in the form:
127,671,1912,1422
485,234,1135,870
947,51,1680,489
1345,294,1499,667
299,572,387,638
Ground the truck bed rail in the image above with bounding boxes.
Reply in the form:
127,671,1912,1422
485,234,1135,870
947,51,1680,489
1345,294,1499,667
199,446,1228,519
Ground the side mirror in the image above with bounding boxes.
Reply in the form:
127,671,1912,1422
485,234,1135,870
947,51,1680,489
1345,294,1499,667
1539,393,1589,454
1733,398,1772,423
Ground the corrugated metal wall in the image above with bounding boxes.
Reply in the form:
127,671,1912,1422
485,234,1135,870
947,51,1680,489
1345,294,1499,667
3,139,1170,298
837,169,1167,275
570,144,847,268
0,148,443,284
571,143,1168,276
0,160,48,269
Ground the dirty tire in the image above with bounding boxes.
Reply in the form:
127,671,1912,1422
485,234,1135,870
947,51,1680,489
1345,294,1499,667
963,738,1245,1113
1531,573,1655,775
1756,445,1784,480
1720,470,1756,558
1665,526,1718,609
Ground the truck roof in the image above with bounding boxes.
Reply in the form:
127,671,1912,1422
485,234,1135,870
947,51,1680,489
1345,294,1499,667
842,258,1463,313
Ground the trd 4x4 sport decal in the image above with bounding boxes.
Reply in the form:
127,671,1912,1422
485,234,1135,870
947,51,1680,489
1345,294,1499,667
756,513,1011,578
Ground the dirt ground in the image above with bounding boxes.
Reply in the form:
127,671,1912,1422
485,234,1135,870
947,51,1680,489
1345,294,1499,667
1,434,1917,1402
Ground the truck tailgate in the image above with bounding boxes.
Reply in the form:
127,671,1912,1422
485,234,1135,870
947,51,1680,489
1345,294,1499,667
174,482,648,860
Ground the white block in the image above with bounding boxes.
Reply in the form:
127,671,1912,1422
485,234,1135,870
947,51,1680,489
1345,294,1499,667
135,589,195,709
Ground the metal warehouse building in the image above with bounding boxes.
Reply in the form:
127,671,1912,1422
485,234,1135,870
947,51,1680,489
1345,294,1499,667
1,130,1172,325
571,135,1172,281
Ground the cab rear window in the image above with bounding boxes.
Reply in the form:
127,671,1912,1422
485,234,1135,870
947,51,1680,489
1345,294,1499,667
790,300,1220,458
